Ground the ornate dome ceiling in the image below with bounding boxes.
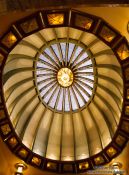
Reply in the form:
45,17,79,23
0,9,129,174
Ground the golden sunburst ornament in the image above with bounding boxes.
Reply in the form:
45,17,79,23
57,68,73,87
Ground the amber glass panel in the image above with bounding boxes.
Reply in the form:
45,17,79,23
18,148,28,158
117,44,129,60
0,110,5,120
2,32,17,48
20,18,38,34
63,164,73,171
79,162,89,170
47,162,57,170
75,14,93,30
99,26,116,42
106,147,117,157
126,89,129,99
125,106,129,115
125,68,129,81
94,156,104,165
115,135,126,147
121,121,129,133
32,157,41,166
8,137,18,148
1,124,11,135
47,14,64,25
0,53,4,65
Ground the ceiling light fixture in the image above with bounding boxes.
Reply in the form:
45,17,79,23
127,21,129,34
111,162,123,175
15,163,27,175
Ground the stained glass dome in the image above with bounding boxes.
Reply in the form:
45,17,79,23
0,9,128,174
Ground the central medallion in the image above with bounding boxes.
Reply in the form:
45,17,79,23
57,68,73,87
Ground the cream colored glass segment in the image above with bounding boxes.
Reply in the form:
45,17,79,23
40,28,56,41
9,88,36,117
81,32,98,46
6,81,34,110
73,112,89,160
82,109,102,155
90,99,112,147
3,72,33,93
97,68,122,91
55,27,68,38
95,54,120,66
32,109,53,156
98,78,122,105
61,114,74,161
69,27,82,40
24,34,43,49
10,44,36,57
22,103,45,148
3,59,33,74
96,86,120,123
15,93,39,134
46,113,62,160
90,40,110,54
10,89,36,126
93,95,117,133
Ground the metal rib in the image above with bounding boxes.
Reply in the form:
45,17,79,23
97,83,121,111
8,86,34,115
32,107,47,151
54,87,61,110
80,111,91,157
68,88,76,160
20,40,40,52
53,28,65,66
39,80,56,92
44,111,55,158
14,94,37,128
68,32,84,66
42,82,57,99
37,73,56,77
3,67,33,84
74,82,91,98
93,100,114,138
36,31,61,68
42,51,60,69
49,46,62,67
75,71,94,76
37,67,57,73
72,56,91,70
37,77,56,86
74,75,94,84
5,77,34,101
47,85,59,105
75,79,93,91
60,88,66,160
87,107,103,149
65,27,69,66
97,64,122,76
73,85,86,105
7,54,34,63
97,74,123,96
75,64,93,71
95,92,118,130
38,59,58,71
19,101,41,139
